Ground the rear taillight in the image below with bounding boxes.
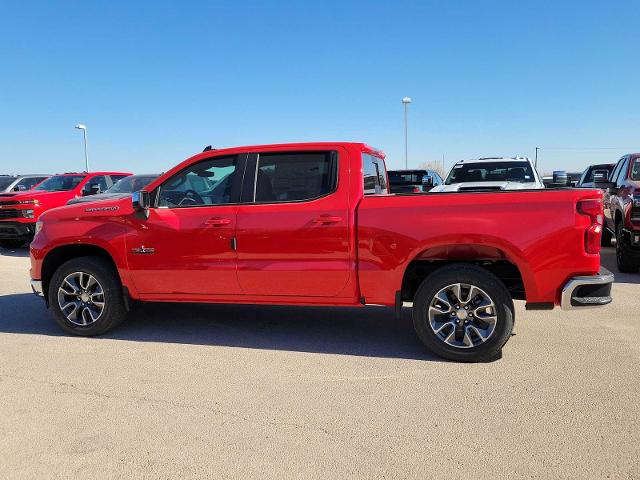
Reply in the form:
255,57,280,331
578,198,603,255
412,187,421,193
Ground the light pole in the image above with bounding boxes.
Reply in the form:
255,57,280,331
402,97,412,169
75,124,89,172
535,146,540,168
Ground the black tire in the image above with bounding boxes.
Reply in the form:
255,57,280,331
616,223,640,273
0,239,24,249
412,264,514,362
48,256,128,336
601,226,612,247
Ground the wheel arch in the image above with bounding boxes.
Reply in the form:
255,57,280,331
41,244,122,301
400,243,530,303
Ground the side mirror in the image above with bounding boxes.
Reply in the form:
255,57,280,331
13,185,26,192
552,171,569,187
83,184,101,196
422,175,434,189
132,190,150,211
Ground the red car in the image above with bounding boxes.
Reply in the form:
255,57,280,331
29,143,612,362
597,153,640,272
0,171,131,249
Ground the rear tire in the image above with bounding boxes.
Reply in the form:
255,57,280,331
48,256,128,336
412,264,514,362
0,240,24,249
616,223,640,273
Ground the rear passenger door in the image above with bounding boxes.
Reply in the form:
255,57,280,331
235,149,352,297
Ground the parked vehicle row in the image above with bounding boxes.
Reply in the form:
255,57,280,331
0,172,131,249
0,174,50,193
27,142,613,362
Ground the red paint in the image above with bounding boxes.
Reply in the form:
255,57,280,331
30,143,604,309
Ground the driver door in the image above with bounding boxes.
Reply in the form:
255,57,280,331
126,154,244,296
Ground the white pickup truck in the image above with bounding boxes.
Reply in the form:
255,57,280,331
431,157,545,192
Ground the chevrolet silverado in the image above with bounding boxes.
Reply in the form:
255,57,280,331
29,143,613,361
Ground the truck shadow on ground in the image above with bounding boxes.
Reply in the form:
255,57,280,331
0,247,30,258
600,247,640,285
0,292,445,362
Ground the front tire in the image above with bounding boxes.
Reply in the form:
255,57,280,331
48,256,128,336
412,264,514,362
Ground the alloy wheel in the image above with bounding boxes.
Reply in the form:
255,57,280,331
428,283,498,349
57,272,105,326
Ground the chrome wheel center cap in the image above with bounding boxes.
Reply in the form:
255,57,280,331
456,309,468,321
80,292,91,303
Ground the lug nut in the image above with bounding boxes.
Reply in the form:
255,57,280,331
465,305,469,310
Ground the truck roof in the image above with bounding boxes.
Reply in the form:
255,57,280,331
456,157,532,164
195,142,385,158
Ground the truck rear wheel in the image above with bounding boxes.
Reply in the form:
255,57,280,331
48,256,128,336
412,264,514,362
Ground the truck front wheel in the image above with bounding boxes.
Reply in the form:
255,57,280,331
412,264,514,362
616,223,640,273
48,256,128,336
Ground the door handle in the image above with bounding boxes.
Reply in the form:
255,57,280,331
313,215,342,224
205,217,232,226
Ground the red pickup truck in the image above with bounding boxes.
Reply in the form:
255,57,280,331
0,171,131,249
29,143,613,362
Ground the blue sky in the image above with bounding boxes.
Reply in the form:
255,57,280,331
1,0,638,175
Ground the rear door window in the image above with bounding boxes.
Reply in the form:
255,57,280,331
253,151,337,203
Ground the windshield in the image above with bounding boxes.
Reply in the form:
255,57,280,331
34,175,85,192
106,175,158,194
445,161,535,185
388,171,427,185
632,159,640,181
0,177,16,190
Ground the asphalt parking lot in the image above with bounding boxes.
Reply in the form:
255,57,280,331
0,248,638,479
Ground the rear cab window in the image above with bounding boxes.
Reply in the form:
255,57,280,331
252,151,338,203
362,153,388,195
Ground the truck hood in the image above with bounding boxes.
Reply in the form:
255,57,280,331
431,181,543,192
67,192,130,205
41,195,133,221
0,190,74,205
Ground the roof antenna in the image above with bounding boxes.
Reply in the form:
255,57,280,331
203,145,214,152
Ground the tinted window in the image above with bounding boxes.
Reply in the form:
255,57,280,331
15,177,43,190
631,159,640,181
0,177,16,190
109,175,129,185
254,152,336,203
158,156,238,208
445,161,535,185
389,171,424,185
34,175,85,191
616,157,629,186
107,175,158,194
362,154,388,195
84,175,109,194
